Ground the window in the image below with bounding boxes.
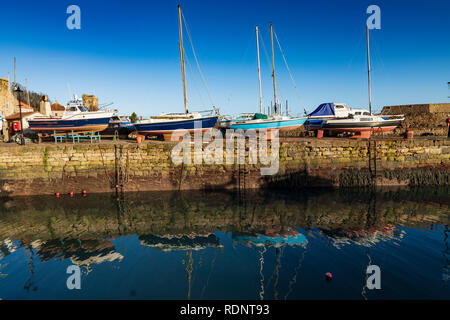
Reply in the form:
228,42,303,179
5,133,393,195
363,112,370,115
355,112,361,115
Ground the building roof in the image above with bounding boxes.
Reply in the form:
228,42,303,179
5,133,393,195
6,111,40,120
19,101,33,110
51,101,65,111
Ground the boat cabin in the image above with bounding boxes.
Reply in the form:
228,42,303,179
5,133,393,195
308,103,371,119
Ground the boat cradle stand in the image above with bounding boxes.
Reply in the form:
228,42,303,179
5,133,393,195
50,130,102,144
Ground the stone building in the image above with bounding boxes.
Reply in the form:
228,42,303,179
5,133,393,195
82,94,98,111
0,78,17,117
51,100,65,117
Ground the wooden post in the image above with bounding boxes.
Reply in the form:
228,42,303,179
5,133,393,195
178,5,188,114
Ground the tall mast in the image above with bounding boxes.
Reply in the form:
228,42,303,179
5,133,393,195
13,57,16,89
366,25,372,114
178,5,188,114
270,24,277,114
256,26,263,113
26,79,31,107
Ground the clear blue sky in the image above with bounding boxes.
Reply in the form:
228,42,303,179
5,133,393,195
0,0,449,116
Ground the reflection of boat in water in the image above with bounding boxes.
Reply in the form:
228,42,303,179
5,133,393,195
139,233,223,252
233,229,307,248
27,238,123,272
321,224,405,249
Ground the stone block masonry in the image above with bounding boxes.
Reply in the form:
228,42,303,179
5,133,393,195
0,137,449,196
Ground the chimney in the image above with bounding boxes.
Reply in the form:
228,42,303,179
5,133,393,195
39,95,51,116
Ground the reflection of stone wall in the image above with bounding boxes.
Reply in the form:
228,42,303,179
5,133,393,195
0,189,448,242
82,94,98,111
0,138,449,196
0,78,17,116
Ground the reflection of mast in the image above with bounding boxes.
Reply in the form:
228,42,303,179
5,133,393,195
361,247,372,300
443,225,449,284
273,247,282,300
285,246,307,300
186,250,193,300
361,191,376,300
200,248,220,298
23,245,37,292
258,247,267,300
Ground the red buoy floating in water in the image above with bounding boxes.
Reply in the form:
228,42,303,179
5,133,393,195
69,192,74,197
325,272,333,281
115,184,119,189
116,197,120,201
55,192,60,198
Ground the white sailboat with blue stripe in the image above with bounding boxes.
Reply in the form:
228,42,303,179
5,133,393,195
133,5,218,140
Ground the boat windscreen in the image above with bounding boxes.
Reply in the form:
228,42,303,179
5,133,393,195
253,113,268,120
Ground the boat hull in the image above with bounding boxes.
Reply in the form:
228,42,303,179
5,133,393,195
230,117,307,131
101,122,134,136
28,116,112,133
133,116,219,137
321,119,403,133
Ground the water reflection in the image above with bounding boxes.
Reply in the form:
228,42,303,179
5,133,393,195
0,187,448,299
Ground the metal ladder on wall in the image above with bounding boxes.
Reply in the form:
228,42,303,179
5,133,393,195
237,145,249,200
114,144,129,189
368,136,377,179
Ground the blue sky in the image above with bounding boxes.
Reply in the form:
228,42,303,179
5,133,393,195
0,0,449,116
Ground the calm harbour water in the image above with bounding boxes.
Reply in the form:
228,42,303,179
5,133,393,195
0,188,449,300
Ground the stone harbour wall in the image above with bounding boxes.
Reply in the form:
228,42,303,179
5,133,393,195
0,137,449,196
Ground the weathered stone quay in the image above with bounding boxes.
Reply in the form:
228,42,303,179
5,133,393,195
0,137,449,197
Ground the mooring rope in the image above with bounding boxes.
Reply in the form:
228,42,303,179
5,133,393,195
273,28,302,106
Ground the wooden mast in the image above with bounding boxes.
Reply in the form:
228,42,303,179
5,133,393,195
178,5,188,114
13,57,16,89
256,26,263,114
26,79,31,108
270,24,277,114
366,25,372,114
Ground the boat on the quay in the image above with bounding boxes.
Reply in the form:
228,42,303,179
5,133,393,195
27,95,114,133
230,113,307,131
101,115,134,137
305,25,404,138
133,112,219,140
222,25,307,133
133,5,218,140
305,102,404,134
